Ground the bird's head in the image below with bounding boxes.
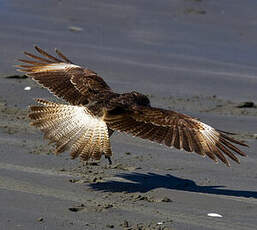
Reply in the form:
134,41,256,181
132,91,151,106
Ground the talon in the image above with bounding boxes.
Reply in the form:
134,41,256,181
105,156,112,165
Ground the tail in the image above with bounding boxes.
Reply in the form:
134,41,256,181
29,99,112,161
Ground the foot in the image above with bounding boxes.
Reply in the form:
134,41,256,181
105,156,112,165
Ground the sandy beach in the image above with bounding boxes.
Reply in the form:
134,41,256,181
0,1,257,229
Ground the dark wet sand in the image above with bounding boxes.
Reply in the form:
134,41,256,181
0,1,257,229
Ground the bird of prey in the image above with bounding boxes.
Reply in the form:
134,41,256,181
17,46,248,167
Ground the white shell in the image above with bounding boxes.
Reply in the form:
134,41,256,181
24,86,31,91
207,213,223,218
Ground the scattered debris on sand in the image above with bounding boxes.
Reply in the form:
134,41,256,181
5,75,27,79
37,217,44,222
68,204,85,212
237,101,255,108
207,213,223,218
68,26,83,32
24,86,31,91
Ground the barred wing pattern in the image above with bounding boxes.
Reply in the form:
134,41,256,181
17,46,247,166
17,46,111,105
29,99,112,161
104,106,247,166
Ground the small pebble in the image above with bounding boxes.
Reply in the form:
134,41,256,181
208,213,223,218
104,204,113,209
68,26,83,32
68,204,85,212
69,178,79,183
161,197,172,202
24,86,31,91
37,217,44,222
122,220,129,228
237,101,255,108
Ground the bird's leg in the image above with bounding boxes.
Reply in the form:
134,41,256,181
105,155,112,165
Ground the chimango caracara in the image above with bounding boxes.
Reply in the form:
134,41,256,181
17,46,248,166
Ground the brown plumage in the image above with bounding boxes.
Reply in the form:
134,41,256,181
17,46,248,166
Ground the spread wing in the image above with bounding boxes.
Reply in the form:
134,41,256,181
29,99,112,161
104,106,247,166
17,46,111,105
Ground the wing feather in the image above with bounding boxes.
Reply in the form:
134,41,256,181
173,126,180,149
29,99,112,161
34,46,62,62
181,128,191,152
164,127,174,147
19,46,248,167
17,46,112,105
55,48,72,63
24,51,54,63
105,106,247,166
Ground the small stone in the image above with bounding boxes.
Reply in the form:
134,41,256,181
69,178,79,183
133,194,142,200
104,204,113,209
92,177,98,182
253,134,257,139
208,213,223,218
237,102,255,108
24,86,31,91
5,75,27,79
37,217,44,222
68,26,83,32
68,205,85,212
122,220,129,228
69,207,79,212
106,224,114,228
91,176,102,182
161,197,172,202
